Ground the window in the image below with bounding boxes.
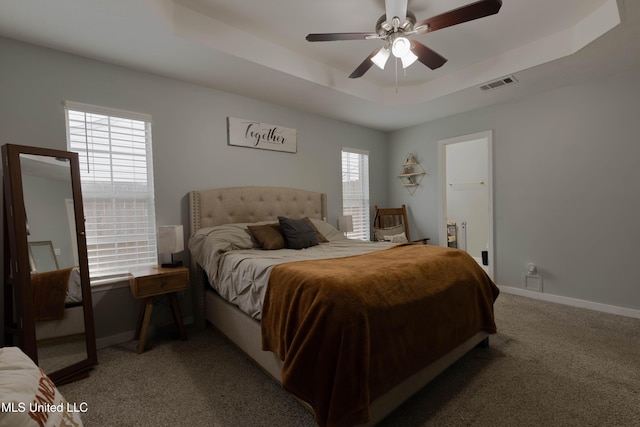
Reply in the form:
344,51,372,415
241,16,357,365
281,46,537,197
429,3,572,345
341,148,370,240
64,101,157,280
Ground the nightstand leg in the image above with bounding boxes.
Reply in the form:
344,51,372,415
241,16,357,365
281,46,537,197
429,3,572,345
134,299,146,340
169,292,187,340
137,298,154,354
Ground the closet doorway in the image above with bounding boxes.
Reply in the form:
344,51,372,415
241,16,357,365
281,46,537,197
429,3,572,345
438,131,494,280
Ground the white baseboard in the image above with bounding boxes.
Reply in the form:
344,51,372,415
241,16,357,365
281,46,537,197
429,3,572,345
95,316,194,349
499,285,640,319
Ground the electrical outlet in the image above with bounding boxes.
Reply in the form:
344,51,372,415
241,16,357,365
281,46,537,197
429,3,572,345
522,273,542,292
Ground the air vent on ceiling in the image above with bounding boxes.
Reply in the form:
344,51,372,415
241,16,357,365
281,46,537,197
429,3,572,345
479,75,518,91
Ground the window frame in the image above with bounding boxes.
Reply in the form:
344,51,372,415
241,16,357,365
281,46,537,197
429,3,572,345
341,147,370,241
64,101,157,283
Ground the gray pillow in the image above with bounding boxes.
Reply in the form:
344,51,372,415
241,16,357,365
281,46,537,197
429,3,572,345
278,216,319,249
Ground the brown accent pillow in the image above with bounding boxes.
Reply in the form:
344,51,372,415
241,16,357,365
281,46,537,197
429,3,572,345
304,217,329,243
247,224,286,250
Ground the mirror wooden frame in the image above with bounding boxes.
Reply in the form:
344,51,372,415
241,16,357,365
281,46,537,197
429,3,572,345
2,143,97,385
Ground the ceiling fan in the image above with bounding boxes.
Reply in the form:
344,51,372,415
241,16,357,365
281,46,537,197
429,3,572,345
306,0,502,79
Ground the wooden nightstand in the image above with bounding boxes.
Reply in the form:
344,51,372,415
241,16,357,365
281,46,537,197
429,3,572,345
129,266,189,354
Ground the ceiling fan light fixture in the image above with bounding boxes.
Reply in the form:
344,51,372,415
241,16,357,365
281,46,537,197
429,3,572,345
391,36,411,58
371,47,390,69
308,0,503,79
400,50,418,68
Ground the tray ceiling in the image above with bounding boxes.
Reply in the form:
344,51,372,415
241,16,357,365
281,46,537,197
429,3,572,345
0,0,636,130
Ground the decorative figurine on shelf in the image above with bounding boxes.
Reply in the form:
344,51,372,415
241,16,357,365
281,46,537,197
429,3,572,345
405,153,417,164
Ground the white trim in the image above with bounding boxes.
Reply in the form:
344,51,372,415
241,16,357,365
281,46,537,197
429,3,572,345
65,103,158,276
90,276,131,292
342,146,369,156
499,285,640,320
63,100,152,123
341,148,370,241
438,130,494,281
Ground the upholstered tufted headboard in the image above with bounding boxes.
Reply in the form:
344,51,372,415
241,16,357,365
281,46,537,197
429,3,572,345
189,186,327,235
188,186,328,328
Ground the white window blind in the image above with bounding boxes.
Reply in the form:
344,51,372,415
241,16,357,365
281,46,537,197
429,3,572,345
341,148,370,241
64,101,157,279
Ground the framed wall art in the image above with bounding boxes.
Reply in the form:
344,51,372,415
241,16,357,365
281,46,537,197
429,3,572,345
227,117,297,153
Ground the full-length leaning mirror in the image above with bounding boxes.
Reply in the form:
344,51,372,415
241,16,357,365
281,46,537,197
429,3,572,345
2,143,97,385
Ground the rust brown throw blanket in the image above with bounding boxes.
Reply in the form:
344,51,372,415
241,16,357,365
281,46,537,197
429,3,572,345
32,267,73,321
262,244,499,427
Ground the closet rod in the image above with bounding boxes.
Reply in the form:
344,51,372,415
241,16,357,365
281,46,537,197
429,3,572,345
449,181,485,186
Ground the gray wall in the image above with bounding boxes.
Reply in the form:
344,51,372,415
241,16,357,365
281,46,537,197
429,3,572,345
23,174,75,270
2,33,639,346
387,69,640,312
0,37,389,342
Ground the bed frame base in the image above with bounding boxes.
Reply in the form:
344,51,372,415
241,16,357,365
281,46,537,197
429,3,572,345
205,288,489,426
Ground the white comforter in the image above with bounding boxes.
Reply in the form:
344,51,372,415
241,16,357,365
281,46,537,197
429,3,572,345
188,219,395,319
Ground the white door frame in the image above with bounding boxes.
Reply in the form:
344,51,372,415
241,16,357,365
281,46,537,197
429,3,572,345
438,130,494,280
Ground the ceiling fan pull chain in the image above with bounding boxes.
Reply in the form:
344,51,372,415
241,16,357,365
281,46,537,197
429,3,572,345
395,57,399,93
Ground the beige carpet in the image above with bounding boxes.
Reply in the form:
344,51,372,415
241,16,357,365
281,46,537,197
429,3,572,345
59,293,640,426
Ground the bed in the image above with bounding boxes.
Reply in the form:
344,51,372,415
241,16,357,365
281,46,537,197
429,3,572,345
188,186,498,427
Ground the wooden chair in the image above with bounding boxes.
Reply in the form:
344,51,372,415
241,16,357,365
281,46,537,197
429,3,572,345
373,205,410,240
373,205,429,244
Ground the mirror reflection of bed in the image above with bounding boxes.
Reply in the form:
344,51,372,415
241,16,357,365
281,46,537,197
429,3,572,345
21,154,88,375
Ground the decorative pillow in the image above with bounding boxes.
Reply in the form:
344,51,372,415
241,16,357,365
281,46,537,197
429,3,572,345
303,217,329,243
247,223,286,250
0,347,85,427
307,218,347,241
387,232,409,243
374,225,407,242
278,216,319,249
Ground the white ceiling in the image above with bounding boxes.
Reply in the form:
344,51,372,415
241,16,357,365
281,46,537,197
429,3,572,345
0,0,637,131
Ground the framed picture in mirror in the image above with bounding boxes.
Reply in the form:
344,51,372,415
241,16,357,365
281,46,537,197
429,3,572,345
28,241,59,273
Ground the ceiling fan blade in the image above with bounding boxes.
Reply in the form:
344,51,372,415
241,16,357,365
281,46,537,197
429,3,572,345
385,0,408,22
349,48,381,78
410,40,447,70
415,0,502,34
306,32,377,42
